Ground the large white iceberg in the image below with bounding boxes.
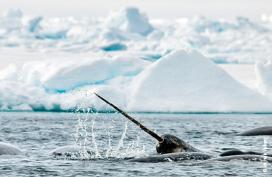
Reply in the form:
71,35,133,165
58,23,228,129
128,50,272,112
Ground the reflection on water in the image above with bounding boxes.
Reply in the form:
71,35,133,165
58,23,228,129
0,112,271,176
262,136,270,173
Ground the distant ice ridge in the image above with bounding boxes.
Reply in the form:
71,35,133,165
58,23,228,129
105,7,153,36
1,49,272,112
1,7,272,63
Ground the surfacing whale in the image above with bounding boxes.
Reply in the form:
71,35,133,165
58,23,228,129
94,93,272,163
94,92,199,154
129,153,272,163
220,148,272,157
128,152,213,162
239,126,272,136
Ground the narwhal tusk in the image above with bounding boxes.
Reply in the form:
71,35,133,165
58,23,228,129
94,92,164,143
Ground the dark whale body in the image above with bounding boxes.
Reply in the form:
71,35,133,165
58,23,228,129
129,152,272,163
220,149,272,157
239,126,272,136
129,152,212,162
156,134,199,154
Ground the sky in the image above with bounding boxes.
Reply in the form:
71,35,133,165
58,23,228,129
0,0,272,21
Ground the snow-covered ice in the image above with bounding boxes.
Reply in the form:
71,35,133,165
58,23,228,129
1,7,272,63
128,50,272,112
1,7,272,112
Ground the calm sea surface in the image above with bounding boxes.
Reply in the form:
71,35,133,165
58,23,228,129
0,112,271,176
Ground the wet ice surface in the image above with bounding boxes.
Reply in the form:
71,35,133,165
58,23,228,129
0,112,271,176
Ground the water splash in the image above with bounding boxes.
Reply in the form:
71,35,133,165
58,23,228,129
91,117,101,158
115,120,128,152
72,94,146,160
103,120,146,158
74,107,92,159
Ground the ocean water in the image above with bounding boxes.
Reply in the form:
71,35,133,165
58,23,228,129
0,112,271,176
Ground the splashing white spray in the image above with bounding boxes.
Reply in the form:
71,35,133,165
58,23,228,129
73,91,146,160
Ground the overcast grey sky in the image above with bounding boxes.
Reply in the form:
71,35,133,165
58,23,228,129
0,0,271,21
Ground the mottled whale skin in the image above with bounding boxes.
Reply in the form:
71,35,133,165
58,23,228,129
129,152,212,162
239,126,272,136
51,145,81,157
0,142,23,155
50,145,98,159
129,152,272,163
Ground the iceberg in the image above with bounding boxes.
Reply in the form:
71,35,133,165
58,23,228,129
128,50,272,112
0,53,149,92
42,56,148,91
0,51,148,111
105,7,153,36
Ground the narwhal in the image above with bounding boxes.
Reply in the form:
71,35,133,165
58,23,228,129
239,126,272,136
94,92,272,163
50,93,210,161
94,92,199,154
